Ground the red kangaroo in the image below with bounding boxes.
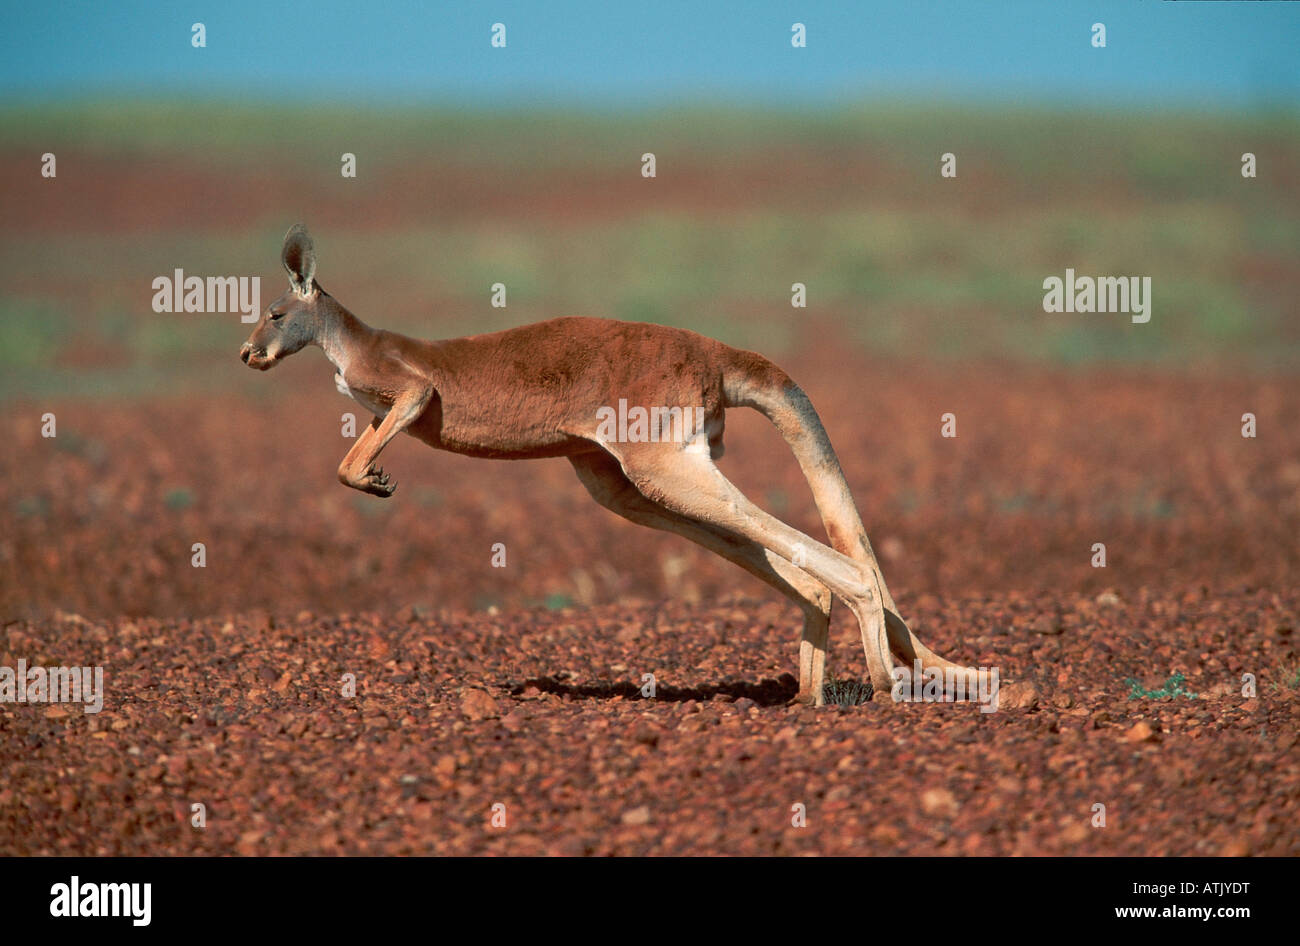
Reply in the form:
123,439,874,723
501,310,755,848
241,225,990,704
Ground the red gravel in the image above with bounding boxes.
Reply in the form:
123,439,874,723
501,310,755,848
1,591,1295,856
2,355,1297,855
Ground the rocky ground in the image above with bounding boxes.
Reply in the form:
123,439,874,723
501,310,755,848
2,358,1297,855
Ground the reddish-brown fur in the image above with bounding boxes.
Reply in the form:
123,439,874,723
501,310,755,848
242,225,993,705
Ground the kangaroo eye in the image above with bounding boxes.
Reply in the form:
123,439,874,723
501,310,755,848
269,310,284,321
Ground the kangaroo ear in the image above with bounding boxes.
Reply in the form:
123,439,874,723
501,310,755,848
281,224,317,292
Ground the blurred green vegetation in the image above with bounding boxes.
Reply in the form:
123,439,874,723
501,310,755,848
1,100,1296,400
4,100,1295,179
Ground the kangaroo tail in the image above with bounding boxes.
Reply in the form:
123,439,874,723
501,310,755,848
722,351,981,683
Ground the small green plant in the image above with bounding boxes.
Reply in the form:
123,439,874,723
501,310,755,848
543,592,573,611
1125,671,1197,701
1267,667,1300,693
822,673,873,707
164,487,194,510
15,495,50,519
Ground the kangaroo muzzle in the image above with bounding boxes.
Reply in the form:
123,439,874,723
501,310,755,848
240,342,274,370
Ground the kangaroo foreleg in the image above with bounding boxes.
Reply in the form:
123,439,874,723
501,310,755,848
337,387,432,497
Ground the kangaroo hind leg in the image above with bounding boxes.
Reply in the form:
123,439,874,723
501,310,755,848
569,449,833,705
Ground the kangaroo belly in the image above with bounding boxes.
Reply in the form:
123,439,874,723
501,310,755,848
404,392,588,459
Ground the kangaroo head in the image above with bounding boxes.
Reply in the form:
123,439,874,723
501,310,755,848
240,224,327,370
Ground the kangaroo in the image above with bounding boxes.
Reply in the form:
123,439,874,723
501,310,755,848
240,225,990,705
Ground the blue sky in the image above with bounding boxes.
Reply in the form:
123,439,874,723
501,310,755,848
1,1,1296,109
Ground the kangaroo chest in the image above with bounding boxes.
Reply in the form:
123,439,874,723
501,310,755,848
334,370,390,418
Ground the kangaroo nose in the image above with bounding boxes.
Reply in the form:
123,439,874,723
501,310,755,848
240,343,252,364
